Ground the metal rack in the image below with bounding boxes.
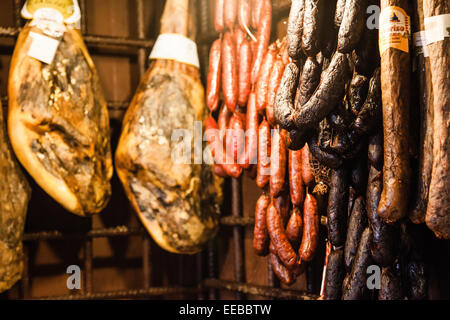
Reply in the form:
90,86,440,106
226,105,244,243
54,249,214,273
1,0,318,300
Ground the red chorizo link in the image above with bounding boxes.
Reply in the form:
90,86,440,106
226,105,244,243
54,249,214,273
256,119,271,188
222,32,238,113
213,164,227,178
253,193,271,256
214,0,225,32
240,92,259,169
299,193,319,262
301,144,314,187
224,0,237,30
289,149,305,206
269,252,296,285
251,0,264,29
234,27,246,54
206,39,222,112
273,191,291,226
238,39,252,107
266,58,285,127
251,0,272,85
255,44,277,113
266,203,298,270
270,128,288,198
238,0,251,31
227,112,245,164
286,206,304,249
218,103,232,141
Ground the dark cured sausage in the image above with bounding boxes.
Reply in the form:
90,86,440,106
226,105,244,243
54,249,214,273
289,149,305,206
251,0,272,85
256,119,271,188
296,56,322,107
378,265,403,300
423,0,450,239
342,227,372,300
222,32,238,113
327,167,349,247
287,0,305,60
344,196,368,272
334,0,346,28
368,131,383,171
277,53,351,134
238,39,252,107
307,132,343,170
348,74,370,116
377,0,412,224
274,62,300,132
353,67,382,136
253,193,271,256
270,128,288,198
367,165,396,267
267,203,298,270
337,0,367,53
206,39,222,112
302,0,324,57
299,193,319,262
323,248,345,300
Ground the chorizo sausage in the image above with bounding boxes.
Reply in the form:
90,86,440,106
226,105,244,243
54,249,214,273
255,44,277,113
256,119,271,188
286,206,304,250
251,0,272,85
270,128,288,198
301,144,315,188
266,58,285,127
299,193,319,262
240,92,259,169
224,0,237,30
253,193,271,256
307,132,344,169
222,32,238,113
238,0,251,31
206,39,222,112
289,149,305,206
267,203,298,270
214,0,225,32
238,39,252,107
269,252,295,285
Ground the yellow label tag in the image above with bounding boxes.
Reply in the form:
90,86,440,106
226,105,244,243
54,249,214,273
24,0,75,19
379,6,411,56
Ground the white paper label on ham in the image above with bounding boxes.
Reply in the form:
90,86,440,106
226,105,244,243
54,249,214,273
27,31,60,64
150,33,200,68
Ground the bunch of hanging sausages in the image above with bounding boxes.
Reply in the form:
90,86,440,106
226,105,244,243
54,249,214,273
205,0,320,285
205,0,447,299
